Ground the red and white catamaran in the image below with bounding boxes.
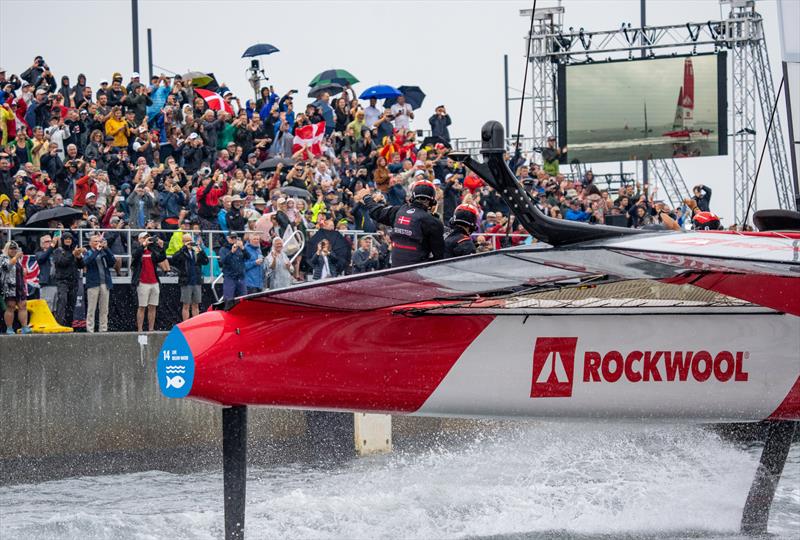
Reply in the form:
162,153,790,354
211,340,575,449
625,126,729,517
663,58,712,139
159,122,798,539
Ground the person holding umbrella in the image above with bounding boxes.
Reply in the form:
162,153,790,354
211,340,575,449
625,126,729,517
364,97,381,128
390,94,414,131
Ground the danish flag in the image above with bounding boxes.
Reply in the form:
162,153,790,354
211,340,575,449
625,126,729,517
292,121,326,158
531,337,578,398
195,88,234,115
397,216,412,226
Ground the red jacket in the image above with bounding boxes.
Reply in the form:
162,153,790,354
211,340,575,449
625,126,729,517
73,175,98,208
196,180,227,218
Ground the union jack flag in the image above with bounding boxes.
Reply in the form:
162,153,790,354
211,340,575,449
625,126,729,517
21,255,40,296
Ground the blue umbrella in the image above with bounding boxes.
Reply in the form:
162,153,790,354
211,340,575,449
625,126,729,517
242,43,280,58
384,85,426,110
359,85,401,100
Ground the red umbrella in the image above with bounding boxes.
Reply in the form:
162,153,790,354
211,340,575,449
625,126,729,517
195,88,234,115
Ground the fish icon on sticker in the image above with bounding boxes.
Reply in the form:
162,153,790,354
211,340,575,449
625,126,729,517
157,326,195,398
166,375,186,389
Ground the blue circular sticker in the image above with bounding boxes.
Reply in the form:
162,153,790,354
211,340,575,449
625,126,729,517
158,327,195,398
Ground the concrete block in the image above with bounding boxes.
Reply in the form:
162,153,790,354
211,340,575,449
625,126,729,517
354,413,392,456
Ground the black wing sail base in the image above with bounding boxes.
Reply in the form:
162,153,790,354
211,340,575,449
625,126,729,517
450,120,649,247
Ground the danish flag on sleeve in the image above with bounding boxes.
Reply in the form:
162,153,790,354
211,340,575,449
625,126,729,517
292,121,326,158
195,88,234,115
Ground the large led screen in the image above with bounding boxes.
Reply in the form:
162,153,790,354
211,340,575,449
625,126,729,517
558,53,727,164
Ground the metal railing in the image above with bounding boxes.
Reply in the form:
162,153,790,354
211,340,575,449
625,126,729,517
1,226,380,285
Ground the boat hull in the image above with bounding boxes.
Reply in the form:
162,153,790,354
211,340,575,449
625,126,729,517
160,301,800,422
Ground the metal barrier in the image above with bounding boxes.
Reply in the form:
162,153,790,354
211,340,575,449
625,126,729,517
1,226,378,285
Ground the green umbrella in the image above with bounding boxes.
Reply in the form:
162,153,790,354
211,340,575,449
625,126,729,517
309,69,359,88
181,71,214,87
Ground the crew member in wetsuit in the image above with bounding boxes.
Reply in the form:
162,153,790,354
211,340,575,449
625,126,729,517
444,204,478,258
354,180,444,267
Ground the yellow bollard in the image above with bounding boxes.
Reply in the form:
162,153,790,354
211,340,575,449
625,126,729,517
26,299,73,333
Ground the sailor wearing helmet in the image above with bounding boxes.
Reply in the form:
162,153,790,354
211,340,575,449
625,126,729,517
354,179,445,267
444,204,478,258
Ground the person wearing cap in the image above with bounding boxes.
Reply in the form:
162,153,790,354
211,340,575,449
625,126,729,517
444,204,478,258
354,179,444,267
1,241,33,334
218,232,251,307
131,231,166,332
170,232,209,321
25,87,51,129
53,232,85,328
126,72,141,94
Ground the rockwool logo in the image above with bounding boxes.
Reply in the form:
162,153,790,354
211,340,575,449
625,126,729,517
530,337,750,399
530,337,578,398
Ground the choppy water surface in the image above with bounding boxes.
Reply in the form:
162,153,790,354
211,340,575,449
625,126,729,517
1,423,798,539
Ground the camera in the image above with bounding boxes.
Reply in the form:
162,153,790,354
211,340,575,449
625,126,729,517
199,166,211,177
250,59,260,70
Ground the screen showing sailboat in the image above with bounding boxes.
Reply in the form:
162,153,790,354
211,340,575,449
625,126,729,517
558,53,727,164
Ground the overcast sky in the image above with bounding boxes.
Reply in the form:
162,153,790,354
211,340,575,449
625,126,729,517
0,0,793,221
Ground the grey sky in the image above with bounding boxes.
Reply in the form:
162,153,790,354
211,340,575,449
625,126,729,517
568,55,719,130
0,0,793,221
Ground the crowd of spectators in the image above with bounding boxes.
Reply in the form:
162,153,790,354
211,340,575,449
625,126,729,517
0,57,721,334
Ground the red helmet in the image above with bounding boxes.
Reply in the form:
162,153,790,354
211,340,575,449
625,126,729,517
410,180,436,202
692,211,721,230
452,204,479,231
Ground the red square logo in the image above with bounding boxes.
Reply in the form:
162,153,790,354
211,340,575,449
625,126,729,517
531,337,578,398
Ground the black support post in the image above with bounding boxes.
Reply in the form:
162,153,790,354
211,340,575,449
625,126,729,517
131,0,140,73
147,28,153,81
222,405,248,540
740,420,797,535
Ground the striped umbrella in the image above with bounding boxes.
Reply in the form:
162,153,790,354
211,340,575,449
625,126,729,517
309,69,359,88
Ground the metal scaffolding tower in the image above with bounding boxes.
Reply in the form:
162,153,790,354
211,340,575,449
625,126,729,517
524,6,564,154
522,0,795,222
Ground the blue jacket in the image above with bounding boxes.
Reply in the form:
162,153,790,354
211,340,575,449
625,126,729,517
244,243,264,289
564,208,591,222
219,244,251,280
217,209,229,234
83,248,116,289
35,247,55,286
147,84,171,120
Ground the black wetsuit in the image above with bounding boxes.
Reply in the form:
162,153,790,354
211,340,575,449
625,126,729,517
365,198,445,267
444,228,476,258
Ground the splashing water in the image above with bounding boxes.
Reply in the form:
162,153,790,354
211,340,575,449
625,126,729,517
1,423,798,539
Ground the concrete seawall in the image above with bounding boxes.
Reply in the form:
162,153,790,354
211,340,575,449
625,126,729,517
1,333,473,485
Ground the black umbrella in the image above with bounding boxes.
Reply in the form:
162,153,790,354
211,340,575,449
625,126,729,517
25,207,83,228
258,157,295,171
280,186,312,200
201,72,220,92
308,83,343,99
384,85,426,110
420,135,452,150
242,43,280,57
